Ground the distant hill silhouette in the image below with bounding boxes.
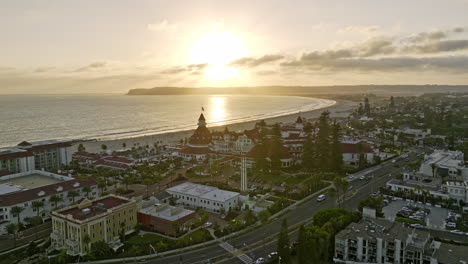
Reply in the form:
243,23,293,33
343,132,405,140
127,85,468,96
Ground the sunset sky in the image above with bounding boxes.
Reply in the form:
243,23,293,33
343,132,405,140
2,0,468,94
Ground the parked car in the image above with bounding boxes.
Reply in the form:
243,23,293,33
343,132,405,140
450,230,464,235
446,222,456,228
203,222,213,228
317,194,326,202
359,175,366,180
255,257,266,264
268,252,278,259
410,224,424,229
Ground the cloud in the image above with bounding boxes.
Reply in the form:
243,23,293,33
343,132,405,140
407,29,447,43
35,66,56,73
229,54,284,68
338,25,380,34
161,63,208,74
147,19,177,31
403,39,468,54
75,61,108,72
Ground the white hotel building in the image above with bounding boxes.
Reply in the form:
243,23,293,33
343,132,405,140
166,182,240,213
0,170,99,234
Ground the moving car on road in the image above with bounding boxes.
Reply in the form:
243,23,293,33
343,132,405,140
317,194,326,202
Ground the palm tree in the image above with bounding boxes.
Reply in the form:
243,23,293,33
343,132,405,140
121,176,132,191
82,186,92,198
333,176,349,208
31,200,44,217
68,190,79,203
143,177,153,197
49,195,63,209
10,206,24,225
6,223,18,247
415,186,422,203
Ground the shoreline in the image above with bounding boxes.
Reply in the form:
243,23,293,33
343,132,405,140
78,99,357,153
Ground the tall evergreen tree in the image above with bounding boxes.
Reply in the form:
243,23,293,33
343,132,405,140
330,121,343,172
277,219,290,263
316,111,331,171
364,97,371,115
389,96,395,109
297,225,308,264
302,136,315,172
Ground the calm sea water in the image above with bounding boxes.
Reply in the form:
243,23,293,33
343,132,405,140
0,94,334,147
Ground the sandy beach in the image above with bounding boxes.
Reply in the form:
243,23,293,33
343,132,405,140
77,99,357,153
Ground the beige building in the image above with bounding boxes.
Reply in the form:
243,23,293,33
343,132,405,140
50,195,138,256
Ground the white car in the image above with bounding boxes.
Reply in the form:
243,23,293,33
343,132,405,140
267,252,278,259
359,175,366,180
450,230,464,235
446,222,456,228
255,257,266,264
317,194,326,202
203,222,213,228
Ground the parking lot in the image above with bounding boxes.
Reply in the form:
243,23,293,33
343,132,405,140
383,199,449,229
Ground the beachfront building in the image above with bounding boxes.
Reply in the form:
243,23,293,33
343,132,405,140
50,195,137,256
281,117,308,161
137,203,196,236
179,114,213,161
334,217,467,264
419,150,468,180
166,182,240,213
0,140,73,173
0,170,98,234
0,148,35,174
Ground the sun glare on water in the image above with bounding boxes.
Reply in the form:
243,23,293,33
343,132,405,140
190,29,246,83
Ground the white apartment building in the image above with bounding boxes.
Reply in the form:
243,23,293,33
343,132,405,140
334,218,467,264
419,150,468,180
0,148,35,174
0,140,73,173
166,182,240,213
0,170,99,234
445,181,468,204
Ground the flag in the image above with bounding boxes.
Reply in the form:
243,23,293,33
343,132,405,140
202,106,204,111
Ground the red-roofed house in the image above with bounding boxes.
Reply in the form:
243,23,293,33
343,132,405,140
341,141,375,166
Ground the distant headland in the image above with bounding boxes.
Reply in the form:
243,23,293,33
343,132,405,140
127,85,468,96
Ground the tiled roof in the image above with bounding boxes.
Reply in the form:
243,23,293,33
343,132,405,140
58,195,131,221
341,142,373,154
0,177,97,207
180,146,212,155
188,125,211,145
0,149,33,160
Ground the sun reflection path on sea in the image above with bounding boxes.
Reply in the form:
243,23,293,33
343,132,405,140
209,96,227,125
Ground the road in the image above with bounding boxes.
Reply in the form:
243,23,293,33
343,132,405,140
139,154,416,264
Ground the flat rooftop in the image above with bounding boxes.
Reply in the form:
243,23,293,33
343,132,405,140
58,195,132,221
167,182,239,202
0,173,65,190
139,204,195,221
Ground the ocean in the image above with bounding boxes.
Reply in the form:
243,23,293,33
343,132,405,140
0,94,334,148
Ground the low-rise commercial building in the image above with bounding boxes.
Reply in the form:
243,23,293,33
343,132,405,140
166,182,240,213
419,150,468,180
137,203,196,236
50,195,138,256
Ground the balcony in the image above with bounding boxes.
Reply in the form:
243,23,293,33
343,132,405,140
65,238,79,247
50,230,63,241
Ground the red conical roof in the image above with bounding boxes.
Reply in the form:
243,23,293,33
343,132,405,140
296,116,303,124
199,113,206,121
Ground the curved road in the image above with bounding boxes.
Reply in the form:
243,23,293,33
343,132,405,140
138,154,416,264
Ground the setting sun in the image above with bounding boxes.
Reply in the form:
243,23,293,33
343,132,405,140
190,29,246,82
